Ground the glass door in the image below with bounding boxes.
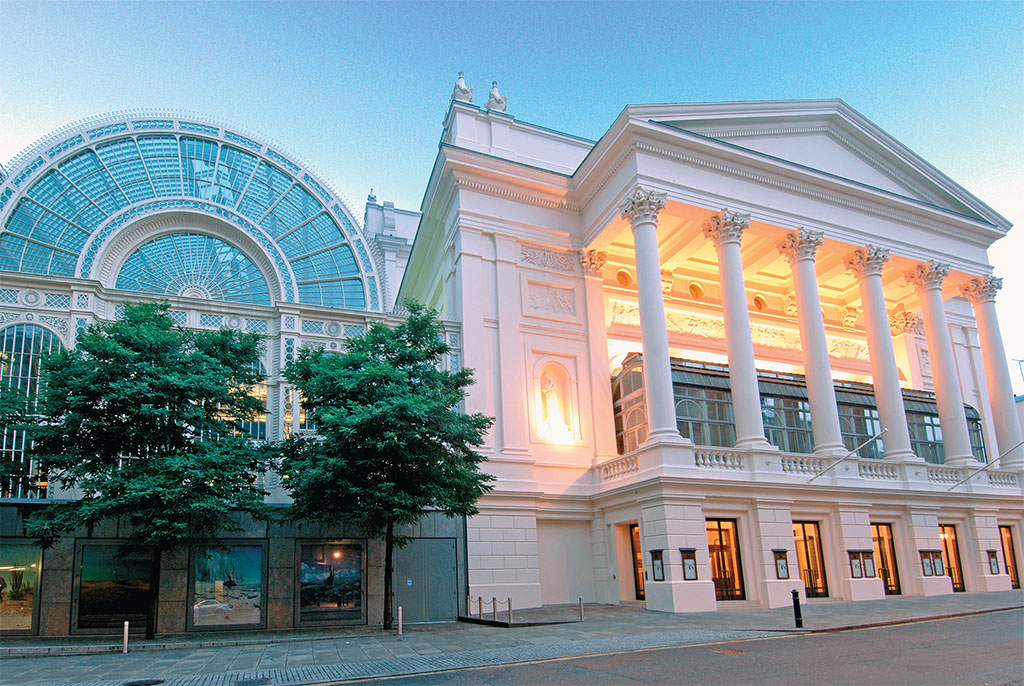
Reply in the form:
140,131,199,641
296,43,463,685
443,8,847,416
999,526,1020,589
939,524,965,592
706,519,745,600
871,523,901,595
793,521,828,597
629,523,645,600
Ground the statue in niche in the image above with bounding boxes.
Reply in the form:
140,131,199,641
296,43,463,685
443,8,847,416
540,371,572,441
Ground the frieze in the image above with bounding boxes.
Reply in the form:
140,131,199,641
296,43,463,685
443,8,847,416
520,245,579,273
608,302,869,361
527,284,576,315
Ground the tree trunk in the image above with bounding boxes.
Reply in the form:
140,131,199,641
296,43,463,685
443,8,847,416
383,520,394,630
146,549,162,640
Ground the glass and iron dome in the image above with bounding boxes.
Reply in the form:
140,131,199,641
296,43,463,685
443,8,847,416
0,113,382,310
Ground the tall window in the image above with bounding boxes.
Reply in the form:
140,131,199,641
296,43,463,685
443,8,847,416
675,387,735,447
1,324,62,498
762,396,813,454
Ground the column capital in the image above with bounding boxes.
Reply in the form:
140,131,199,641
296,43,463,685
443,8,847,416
619,186,667,227
702,209,751,248
844,245,890,278
960,274,1002,304
776,228,824,263
904,260,950,292
889,310,924,336
579,249,607,277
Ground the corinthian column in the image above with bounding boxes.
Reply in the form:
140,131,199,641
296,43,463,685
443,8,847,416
619,186,684,443
960,276,1024,468
844,246,917,461
905,261,974,466
703,210,771,450
777,230,845,455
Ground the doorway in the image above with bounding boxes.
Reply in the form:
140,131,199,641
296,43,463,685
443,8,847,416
792,521,828,597
999,526,1020,589
939,524,965,592
871,523,901,595
628,523,645,600
706,519,745,600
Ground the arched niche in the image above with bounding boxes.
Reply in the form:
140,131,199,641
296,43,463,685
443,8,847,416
532,357,580,445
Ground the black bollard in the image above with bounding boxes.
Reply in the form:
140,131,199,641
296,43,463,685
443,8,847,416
791,589,803,628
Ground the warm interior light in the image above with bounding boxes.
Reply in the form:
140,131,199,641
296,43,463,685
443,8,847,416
332,551,341,559
538,368,573,444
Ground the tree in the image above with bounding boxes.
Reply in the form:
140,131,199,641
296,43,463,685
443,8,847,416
27,302,273,637
280,302,494,629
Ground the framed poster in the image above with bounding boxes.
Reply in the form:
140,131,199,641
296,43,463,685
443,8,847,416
680,549,698,580
921,552,933,576
773,550,789,580
988,551,1000,575
863,554,876,578
850,555,863,578
650,550,664,582
931,552,945,576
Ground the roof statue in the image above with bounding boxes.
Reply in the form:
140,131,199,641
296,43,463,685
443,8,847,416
485,81,507,112
451,71,473,103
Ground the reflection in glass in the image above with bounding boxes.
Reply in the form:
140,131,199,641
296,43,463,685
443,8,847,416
299,543,363,623
0,542,41,632
706,519,745,600
939,525,965,592
76,544,152,630
871,523,901,595
192,545,264,628
999,526,1020,589
793,521,828,597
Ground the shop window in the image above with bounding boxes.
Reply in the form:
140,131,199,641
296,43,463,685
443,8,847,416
190,543,266,629
73,542,154,632
297,541,365,624
0,540,42,634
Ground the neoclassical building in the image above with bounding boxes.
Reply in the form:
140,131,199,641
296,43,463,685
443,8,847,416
0,91,1021,635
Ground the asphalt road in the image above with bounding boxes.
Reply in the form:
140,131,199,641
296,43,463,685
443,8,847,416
343,609,1024,686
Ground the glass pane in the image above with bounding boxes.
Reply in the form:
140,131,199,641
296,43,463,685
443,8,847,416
0,542,41,632
298,542,363,623
192,545,264,628
76,543,153,630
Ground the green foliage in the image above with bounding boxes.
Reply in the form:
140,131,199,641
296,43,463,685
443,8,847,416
280,302,494,540
27,302,273,551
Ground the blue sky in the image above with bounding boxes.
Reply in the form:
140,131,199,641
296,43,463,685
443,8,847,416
2,0,1022,390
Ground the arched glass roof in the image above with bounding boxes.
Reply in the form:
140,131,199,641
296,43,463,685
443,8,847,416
0,115,381,310
116,233,272,305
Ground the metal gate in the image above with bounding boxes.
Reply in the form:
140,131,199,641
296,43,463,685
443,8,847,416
392,537,457,622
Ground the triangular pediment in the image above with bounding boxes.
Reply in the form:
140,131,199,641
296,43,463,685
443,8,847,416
634,100,1006,227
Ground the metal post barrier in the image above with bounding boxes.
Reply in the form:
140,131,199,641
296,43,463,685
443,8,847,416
579,597,584,621
491,596,497,621
507,597,513,624
478,596,483,619
122,621,129,653
467,595,472,617
398,606,403,635
791,589,803,628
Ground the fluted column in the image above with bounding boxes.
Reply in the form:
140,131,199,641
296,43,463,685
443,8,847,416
905,261,974,466
703,210,771,450
844,246,917,461
961,276,1024,469
619,187,684,443
777,230,845,455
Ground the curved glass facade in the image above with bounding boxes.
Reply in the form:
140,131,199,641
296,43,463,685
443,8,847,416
116,233,272,305
1,129,371,310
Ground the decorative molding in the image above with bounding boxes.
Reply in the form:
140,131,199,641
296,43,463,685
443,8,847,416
455,179,581,213
844,245,890,278
840,305,859,330
889,310,925,336
904,260,950,292
485,81,507,112
960,274,1002,304
520,245,579,273
785,292,799,319
451,71,473,103
527,284,576,315
579,249,607,276
619,186,667,227
609,301,868,361
776,228,823,263
38,315,69,337
0,311,23,325
661,269,674,295
702,209,750,248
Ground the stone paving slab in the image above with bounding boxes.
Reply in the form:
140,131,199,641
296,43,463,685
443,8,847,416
0,590,1019,686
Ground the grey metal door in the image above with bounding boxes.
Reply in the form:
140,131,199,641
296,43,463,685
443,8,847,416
393,538,457,622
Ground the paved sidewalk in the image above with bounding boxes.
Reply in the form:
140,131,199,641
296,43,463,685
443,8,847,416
0,590,1020,686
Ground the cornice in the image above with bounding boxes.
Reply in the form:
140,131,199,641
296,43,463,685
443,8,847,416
453,178,581,214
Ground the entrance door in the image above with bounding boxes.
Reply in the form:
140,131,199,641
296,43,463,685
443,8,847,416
706,519,745,600
939,524,965,592
629,523,645,600
871,523,901,595
999,526,1020,589
392,538,457,622
792,521,828,597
